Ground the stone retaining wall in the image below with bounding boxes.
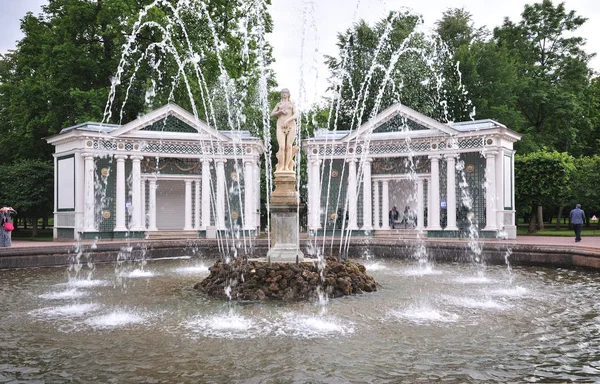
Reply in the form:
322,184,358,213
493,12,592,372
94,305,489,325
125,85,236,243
1,238,600,270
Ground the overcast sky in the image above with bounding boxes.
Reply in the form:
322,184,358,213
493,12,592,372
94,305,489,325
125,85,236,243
1,0,599,107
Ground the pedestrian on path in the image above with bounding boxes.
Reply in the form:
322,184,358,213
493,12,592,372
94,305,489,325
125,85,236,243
569,203,586,243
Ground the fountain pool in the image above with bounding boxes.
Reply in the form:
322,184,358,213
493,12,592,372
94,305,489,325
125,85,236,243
2,257,600,382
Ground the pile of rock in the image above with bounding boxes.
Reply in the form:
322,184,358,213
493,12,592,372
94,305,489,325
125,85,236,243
194,257,378,301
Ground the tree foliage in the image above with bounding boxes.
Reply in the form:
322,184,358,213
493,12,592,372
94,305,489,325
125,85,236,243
324,11,473,131
515,150,575,232
0,160,54,235
0,0,275,165
493,0,594,155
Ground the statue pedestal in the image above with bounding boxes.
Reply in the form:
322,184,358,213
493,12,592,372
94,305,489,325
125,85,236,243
267,171,304,263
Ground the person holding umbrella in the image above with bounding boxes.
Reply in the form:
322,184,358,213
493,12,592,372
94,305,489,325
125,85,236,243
0,206,17,247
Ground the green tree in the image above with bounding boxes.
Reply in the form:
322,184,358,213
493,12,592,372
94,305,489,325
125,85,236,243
494,0,595,155
0,0,275,165
515,150,575,233
0,160,54,237
324,11,471,131
434,8,524,129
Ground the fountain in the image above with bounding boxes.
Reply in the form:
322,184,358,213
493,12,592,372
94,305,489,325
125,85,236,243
195,88,378,301
2,1,600,382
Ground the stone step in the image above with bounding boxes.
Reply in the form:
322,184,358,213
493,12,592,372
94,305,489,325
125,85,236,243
373,229,427,239
145,230,199,240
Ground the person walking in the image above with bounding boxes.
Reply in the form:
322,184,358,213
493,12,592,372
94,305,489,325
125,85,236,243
569,204,586,242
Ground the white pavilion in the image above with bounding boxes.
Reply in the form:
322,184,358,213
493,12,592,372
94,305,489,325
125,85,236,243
47,101,521,241
46,103,263,240
302,103,522,239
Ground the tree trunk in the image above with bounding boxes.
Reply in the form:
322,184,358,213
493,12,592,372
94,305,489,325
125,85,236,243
555,206,564,230
537,205,544,231
528,205,537,233
32,218,38,237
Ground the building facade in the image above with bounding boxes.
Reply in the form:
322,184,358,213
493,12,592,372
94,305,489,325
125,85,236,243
302,103,522,239
46,103,263,240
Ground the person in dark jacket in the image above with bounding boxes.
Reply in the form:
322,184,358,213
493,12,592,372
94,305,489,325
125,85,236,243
569,204,586,242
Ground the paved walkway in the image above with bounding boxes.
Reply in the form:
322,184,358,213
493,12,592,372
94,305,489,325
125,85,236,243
5,234,600,250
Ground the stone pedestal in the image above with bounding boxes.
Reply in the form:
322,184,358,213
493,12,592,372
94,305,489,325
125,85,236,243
267,171,304,263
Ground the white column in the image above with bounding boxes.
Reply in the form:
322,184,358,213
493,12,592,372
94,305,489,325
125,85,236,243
373,181,380,229
347,159,358,230
485,151,498,230
184,179,193,230
495,150,505,230
216,159,226,230
201,159,211,229
194,178,201,229
130,155,143,231
83,153,95,231
381,180,390,230
244,159,254,230
74,153,85,234
417,177,425,230
114,155,127,231
362,159,373,230
148,178,158,231
141,179,146,229
429,155,441,230
255,162,261,231
445,154,458,231
312,159,323,229
307,158,317,230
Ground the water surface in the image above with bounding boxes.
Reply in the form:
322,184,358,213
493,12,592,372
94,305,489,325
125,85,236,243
1,258,599,383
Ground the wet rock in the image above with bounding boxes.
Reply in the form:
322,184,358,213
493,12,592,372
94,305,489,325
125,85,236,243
194,257,378,301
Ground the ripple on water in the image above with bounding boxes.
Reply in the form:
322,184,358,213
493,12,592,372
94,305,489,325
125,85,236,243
388,306,459,324
119,269,157,278
488,286,529,297
30,303,101,318
85,310,147,328
454,275,494,284
185,313,268,339
401,265,443,276
275,312,355,338
64,279,110,288
39,289,89,300
173,265,209,275
363,262,388,271
447,296,509,310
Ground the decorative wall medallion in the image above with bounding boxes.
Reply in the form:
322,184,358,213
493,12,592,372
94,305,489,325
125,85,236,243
245,147,252,154
118,143,124,150
465,164,475,173
86,140,93,147
231,211,239,220
101,168,110,177
102,210,111,219
348,147,354,154
312,148,318,155
331,170,339,178
230,172,239,181
431,143,437,150
133,144,139,150
486,139,493,145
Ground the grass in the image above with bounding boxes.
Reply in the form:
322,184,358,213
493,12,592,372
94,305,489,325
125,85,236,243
10,228,54,242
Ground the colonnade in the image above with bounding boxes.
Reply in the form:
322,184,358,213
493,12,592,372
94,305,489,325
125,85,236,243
307,151,502,232
82,154,259,232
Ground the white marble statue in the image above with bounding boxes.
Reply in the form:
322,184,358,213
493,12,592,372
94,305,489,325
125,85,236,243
271,88,299,173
